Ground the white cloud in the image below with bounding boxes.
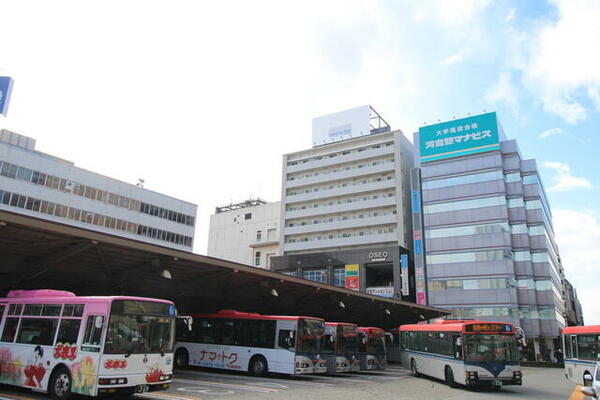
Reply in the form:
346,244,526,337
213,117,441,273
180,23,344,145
554,209,600,324
538,127,566,139
543,161,594,192
484,72,518,110
588,87,600,111
516,0,600,123
442,53,463,66
505,9,516,22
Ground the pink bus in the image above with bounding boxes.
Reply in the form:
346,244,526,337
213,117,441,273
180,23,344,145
0,289,176,399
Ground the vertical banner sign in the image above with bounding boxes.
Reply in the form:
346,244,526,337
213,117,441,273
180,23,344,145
410,168,428,306
344,264,359,291
400,254,409,296
0,77,14,116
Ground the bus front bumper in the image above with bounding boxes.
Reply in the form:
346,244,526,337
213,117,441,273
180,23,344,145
98,382,171,395
466,377,522,387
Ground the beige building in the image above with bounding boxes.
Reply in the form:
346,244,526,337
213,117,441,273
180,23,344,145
207,199,280,268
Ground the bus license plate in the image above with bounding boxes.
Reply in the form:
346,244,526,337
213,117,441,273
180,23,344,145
136,385,150,393
492,380,502,387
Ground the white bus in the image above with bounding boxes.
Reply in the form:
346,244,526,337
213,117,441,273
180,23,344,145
323,322,359,373
562,325,600,387
400,320,522,389
0,289,176,399
174,310,327,376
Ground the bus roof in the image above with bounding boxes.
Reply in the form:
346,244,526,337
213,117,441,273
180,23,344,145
400,321,514,333
1,289,174,305
326,322,358,327
188,309,324,322
563,325,600,334
358,327,384,335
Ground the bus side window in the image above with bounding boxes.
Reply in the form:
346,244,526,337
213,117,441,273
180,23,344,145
571,335,578,359
17,318,59,345
278,330,295,349
83,315,104,346
1,317,19,343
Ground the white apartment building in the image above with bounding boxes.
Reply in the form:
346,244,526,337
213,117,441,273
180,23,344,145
279,106,415,255
207,199,280,268
0,129,197,251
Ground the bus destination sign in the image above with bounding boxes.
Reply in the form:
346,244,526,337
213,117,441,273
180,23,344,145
466,323,512,333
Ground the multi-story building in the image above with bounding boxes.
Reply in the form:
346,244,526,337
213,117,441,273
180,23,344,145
207,199,280,268
412,112,567,359
271,106,416,300
564,279,584,326
0,129,197,251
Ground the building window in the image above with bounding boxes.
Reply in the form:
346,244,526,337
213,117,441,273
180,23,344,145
256,230,262,241
255,251,261,266
303,269,326,283
333,268,345,287
245,213,252,220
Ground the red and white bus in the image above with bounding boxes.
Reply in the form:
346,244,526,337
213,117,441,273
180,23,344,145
174,310,327,376
562,325,600,386
400,320,522,388
357,327,387,370
0,289,176,399
323,322,359,373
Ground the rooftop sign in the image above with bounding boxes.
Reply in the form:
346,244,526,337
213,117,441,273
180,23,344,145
419,112,500,163
0,77,14,116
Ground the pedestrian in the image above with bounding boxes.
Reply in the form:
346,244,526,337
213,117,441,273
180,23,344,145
555,348,563,363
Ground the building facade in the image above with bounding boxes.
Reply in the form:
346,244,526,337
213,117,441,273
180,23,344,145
207,199,280,268
564,279,584,326
413,112,567,359
272,106,415,300
0,130,197,251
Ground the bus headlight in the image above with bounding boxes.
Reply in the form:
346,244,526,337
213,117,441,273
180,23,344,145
99,377,128,385
513,371,522,379
465,371,477,379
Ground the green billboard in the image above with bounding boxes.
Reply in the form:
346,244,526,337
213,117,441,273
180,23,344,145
419,112,500,163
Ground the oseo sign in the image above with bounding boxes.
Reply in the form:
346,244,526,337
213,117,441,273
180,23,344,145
368,251,388,262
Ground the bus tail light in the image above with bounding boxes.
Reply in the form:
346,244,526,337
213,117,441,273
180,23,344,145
99,378,128,385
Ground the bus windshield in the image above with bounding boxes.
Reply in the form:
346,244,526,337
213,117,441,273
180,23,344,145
297,318,324,354
368,333,385,354
105,300,175,354
464,334,518,362
338,325,358,354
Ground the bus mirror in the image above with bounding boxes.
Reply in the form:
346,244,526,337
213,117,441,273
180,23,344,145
94,316,104,329
581,386,597,399
584,373,593,382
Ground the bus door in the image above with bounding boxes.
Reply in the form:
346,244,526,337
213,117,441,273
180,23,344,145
569,335,578,359
77,313,105,396
453,335,463,360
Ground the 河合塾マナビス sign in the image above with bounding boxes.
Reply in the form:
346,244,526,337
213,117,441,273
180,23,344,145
419,112,500,163
0,77,14,116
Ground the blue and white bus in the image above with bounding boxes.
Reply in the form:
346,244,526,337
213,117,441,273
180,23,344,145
400,320,522,389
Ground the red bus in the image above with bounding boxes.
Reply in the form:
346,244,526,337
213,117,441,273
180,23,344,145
323,322,359,373
400,320,521,388
562,325,600,386
357,327,387,370
174,310,327,376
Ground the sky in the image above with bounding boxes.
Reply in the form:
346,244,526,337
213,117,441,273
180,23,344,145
1,0,599,323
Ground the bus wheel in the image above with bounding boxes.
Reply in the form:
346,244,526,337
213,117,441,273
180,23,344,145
249,356,268,377
49,367,71,400
444,366,456,388
410,359,419,377
175,349,189,369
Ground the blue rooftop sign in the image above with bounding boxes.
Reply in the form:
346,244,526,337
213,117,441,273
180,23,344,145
419,112,500,163
0,77,14,116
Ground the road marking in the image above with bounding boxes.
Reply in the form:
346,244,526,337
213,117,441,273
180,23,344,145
0,394,36,400
137,392,202,400
174,378,279,393
307,375,373,383
569,385,585,400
